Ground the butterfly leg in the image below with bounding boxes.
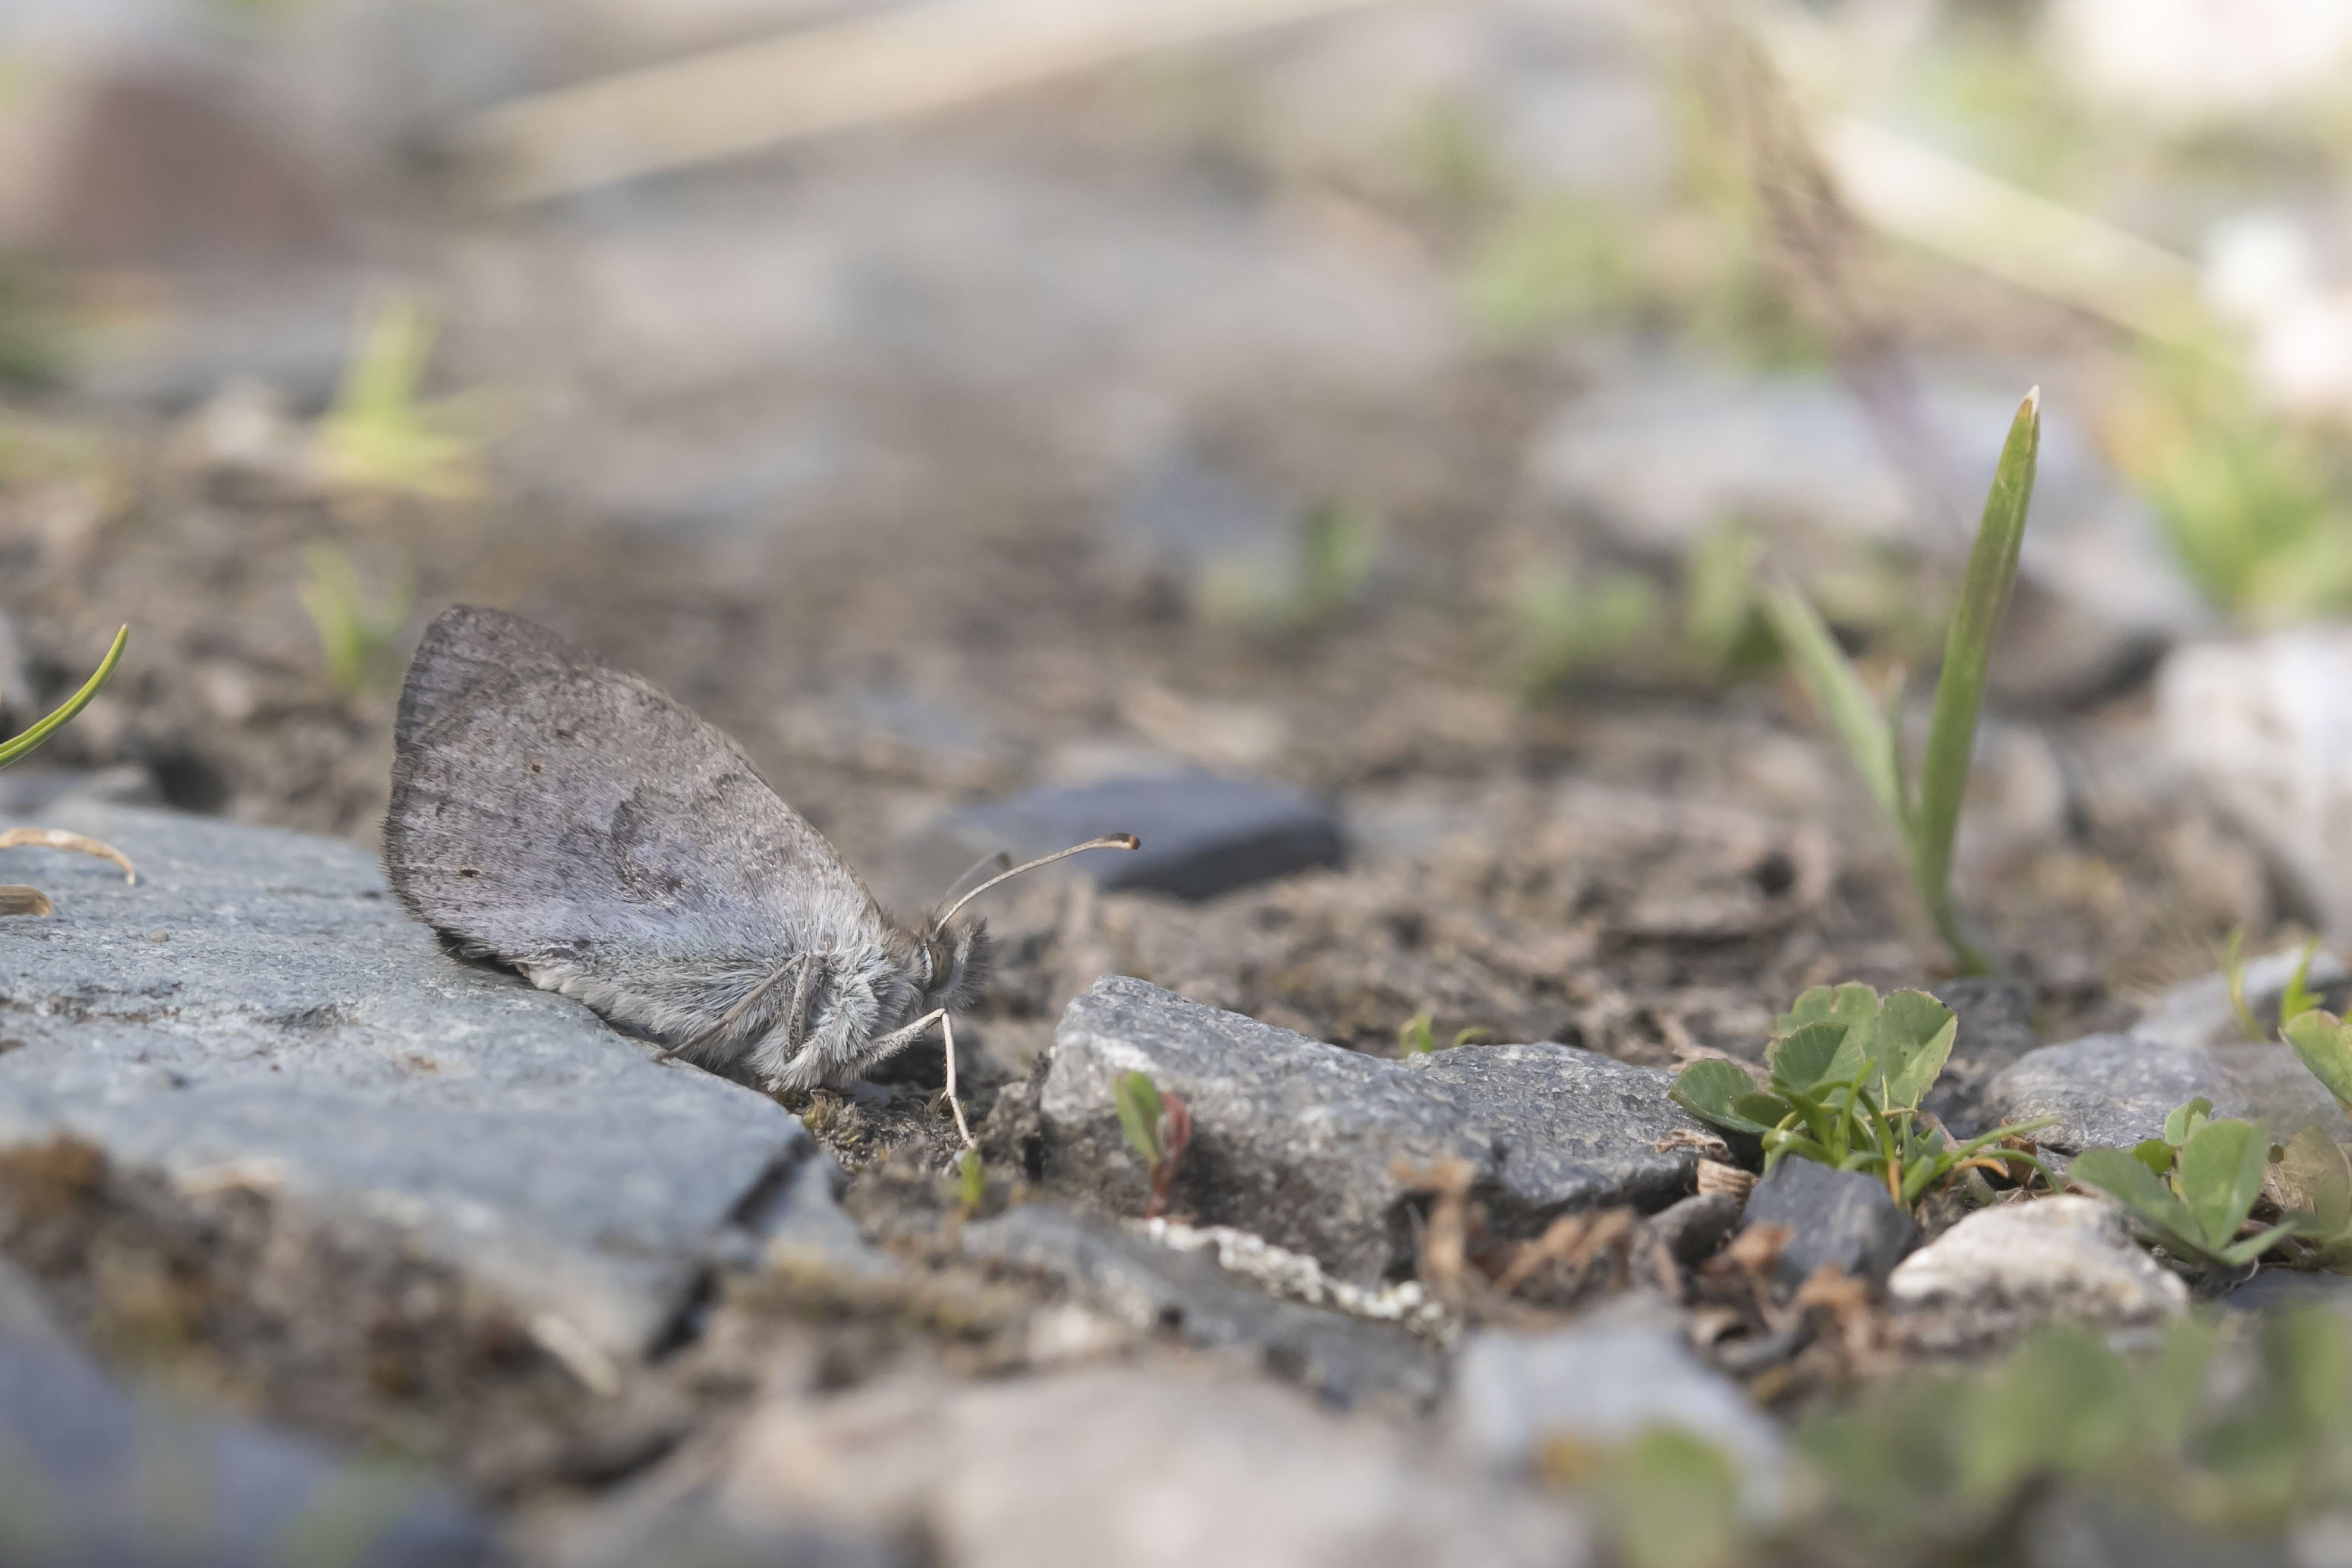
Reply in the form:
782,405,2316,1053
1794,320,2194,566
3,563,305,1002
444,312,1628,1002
940,1011,975,1150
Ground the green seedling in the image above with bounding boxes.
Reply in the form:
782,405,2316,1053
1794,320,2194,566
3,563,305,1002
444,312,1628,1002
1195,500,1381,632
1509,561,1661,697
0,625,135,913
1589,1428,1743,1568
1762,390,2040,975
298,542,412,698
1670,982,2055,1207
2282,940,2327,1029
1397,1013,1491,1057
1296,500,1380,625
1112,1071,1192,1221
2070,1107,2308,1270
2231,931,2329,1043
313,293,484,502
2225,929,2261,1041
2110,345,2352,625
955,1147,987,1212
1679,519,1768,679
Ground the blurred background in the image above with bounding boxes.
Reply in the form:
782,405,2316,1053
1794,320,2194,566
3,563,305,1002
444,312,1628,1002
7,0,2352,1058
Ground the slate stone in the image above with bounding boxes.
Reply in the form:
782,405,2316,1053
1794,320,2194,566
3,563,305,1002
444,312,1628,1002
0,802,817,1357
2220,1271,2352,1316
1888,1196,2186,1344
710,1365,1588,1568
1984,1034,2352,1157
1041,975,1712,1283
1740,1157,1917,1289
1450,1322,1790,1519
943,775,1343,901
962,1204,1440,1409
2026,1493,2296,1568
1925,977,2041,1135
0,1305,488,1568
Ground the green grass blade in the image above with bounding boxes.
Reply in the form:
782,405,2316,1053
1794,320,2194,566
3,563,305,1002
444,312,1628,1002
1913,390,2039,968
0,625,127,770
1762,584,1900,828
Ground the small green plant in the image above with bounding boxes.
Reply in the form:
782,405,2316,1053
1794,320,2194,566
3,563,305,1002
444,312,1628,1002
2225,931,2325,1042
1679,519,1768,679
0,625,134,914
2069,1104,2308,1271
1589,1428,1743,1568
313,293,484,501
1670,983,2054,1207
1112,1071,1192,1221
298,543,412,698
1195,500,1381,631
2281,940,2327,1030
2108,346,2352,625
1508,561,1661,697
1397,1012,1491,1057
1799,1308,2352,1554
955,1147,986,1212
1762,390,2040,975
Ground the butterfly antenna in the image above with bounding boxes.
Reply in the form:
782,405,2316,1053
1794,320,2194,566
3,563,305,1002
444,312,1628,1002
934,833,1138,926
938,850,1014,910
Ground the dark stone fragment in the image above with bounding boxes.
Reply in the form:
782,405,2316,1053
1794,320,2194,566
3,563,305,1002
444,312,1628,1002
1740,1157,1918,1290
948,775,1343,901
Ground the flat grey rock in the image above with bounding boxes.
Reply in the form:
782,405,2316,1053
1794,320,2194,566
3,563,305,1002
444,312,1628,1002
0,803,815,1356
1984,1034,2352,1156
1041,976,1711,1283
1450,1322,1790,1519
1888,1196,2186,1344
962,1204,1440,1409
944,775,1343,901
710,1365,1588,1568
1741,1157,1917,1289
0,1333,488,1568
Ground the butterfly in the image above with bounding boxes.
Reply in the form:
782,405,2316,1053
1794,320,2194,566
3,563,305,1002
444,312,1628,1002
383,606,1130,1136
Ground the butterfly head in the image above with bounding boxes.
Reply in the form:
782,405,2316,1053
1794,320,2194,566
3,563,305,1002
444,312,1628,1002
905,914,991,1016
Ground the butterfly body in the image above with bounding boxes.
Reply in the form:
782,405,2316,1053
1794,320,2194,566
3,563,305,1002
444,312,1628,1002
384,606,985,1091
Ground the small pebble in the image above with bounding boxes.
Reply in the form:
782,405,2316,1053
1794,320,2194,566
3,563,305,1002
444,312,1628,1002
148,930,169,943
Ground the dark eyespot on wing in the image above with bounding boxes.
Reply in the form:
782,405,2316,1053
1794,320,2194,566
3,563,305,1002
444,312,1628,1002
394,605,586,754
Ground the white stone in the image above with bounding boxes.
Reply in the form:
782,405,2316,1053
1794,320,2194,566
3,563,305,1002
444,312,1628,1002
2161,628,2352,940
1887,1197,2187,1324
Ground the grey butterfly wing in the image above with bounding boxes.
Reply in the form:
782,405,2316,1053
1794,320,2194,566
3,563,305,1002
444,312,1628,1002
394,604,580,754
385,638,886,1063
